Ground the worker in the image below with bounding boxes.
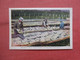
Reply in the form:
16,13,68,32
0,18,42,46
13,17,25,40
42,18,48,27
60,20,64,29
18,17,24,33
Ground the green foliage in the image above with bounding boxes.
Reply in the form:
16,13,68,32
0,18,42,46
11,10,69,19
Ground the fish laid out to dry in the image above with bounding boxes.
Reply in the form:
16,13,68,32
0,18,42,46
12,27,70,46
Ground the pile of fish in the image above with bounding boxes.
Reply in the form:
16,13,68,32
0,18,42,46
12,28,70,46
23,26,59,32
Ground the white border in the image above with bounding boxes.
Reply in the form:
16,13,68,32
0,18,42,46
9,8,73,50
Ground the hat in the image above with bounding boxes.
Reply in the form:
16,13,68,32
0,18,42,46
19,17,23,21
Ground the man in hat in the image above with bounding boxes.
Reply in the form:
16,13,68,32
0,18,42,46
18,17,24,33
60,20,64,29
13,17,25,39
42,18,48,27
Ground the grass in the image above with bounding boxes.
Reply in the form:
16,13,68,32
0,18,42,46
32,38,70,46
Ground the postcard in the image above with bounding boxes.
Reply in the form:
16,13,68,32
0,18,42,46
9,8,73,50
